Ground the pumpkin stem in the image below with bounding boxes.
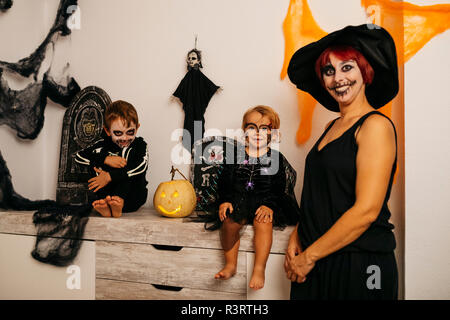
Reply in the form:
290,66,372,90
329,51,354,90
170,166,188,181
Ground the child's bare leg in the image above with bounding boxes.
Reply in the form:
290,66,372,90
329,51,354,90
92,198,112,217
215,218,242,280
249,219,273,290
106,195,124,218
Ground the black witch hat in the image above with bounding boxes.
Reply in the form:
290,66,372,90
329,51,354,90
287,24,399,112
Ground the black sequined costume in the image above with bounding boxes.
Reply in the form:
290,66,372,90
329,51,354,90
200,148,300,231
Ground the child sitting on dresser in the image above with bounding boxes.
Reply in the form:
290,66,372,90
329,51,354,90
214,105,299,290
75,100,149,217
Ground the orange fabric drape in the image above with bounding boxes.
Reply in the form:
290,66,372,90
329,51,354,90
282,0,450,144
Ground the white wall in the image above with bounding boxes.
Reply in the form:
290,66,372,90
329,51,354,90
0,0,53,199
1,0,306,205
9,0,450,299
404,1,450,298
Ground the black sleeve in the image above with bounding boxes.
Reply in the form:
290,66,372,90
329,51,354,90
74,139,108,168
217,163,234,204
108,138,149,182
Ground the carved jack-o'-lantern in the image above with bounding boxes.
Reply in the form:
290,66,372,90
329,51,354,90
153,167,197,218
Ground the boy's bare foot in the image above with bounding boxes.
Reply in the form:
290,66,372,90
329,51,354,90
249,266,265,290
214,264,237,280
92,199,112,217
106,195,124,218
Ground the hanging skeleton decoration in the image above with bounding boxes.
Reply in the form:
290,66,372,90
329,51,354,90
173,45,220,152
187,49,203,70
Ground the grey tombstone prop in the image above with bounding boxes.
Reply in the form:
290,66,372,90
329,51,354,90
56,86,112,205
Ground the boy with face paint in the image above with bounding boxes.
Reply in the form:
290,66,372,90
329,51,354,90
75,100,148,217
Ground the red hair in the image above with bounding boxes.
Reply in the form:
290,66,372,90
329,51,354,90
105,100,139,129
315,45,374,86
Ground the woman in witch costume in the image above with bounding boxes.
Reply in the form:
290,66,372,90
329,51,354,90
285,24,399,300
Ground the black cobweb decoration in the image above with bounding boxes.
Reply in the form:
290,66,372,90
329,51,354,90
0,150,55,210
0,0,12,12
0,0,89,267
0,0,80,207
0,0,78,79
0,0,80,139
0,68,80,139
31,204,91,266
1,150,92,267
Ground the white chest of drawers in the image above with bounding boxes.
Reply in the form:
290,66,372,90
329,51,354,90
0,209,294,300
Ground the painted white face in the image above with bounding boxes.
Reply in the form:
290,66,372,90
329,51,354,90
322,53,365,106
187,52,200,68
106,118,138,149
244,111,272,150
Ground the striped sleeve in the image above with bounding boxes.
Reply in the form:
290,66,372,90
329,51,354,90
74,139,107,167
109,139,149,182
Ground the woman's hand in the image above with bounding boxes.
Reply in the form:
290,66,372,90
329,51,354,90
255,205,273,223
104,156,127,168
286,250,316,283
219,202,233,221
284,227,306,282
88,167,112,192
284,228,302,271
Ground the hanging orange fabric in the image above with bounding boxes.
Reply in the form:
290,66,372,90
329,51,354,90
282,0,450,145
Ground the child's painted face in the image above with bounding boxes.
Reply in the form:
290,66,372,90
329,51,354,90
322,53,365,106
105,118,139,149
244,111,272,150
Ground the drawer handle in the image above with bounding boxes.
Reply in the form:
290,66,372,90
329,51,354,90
151,244,183,251
151,284,183,292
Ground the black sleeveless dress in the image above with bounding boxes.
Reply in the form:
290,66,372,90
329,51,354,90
290,110,398,300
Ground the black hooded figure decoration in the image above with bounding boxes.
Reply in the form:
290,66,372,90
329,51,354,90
173,48,220,152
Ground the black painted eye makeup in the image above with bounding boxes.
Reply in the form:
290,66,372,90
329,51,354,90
342,64,354,72
322,64,335,76
244,123,272,132
126,129,136,135
113,131,123,136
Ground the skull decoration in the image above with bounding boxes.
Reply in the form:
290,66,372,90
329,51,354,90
187,49,202,70
207,145,224,164
75,106,102,146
